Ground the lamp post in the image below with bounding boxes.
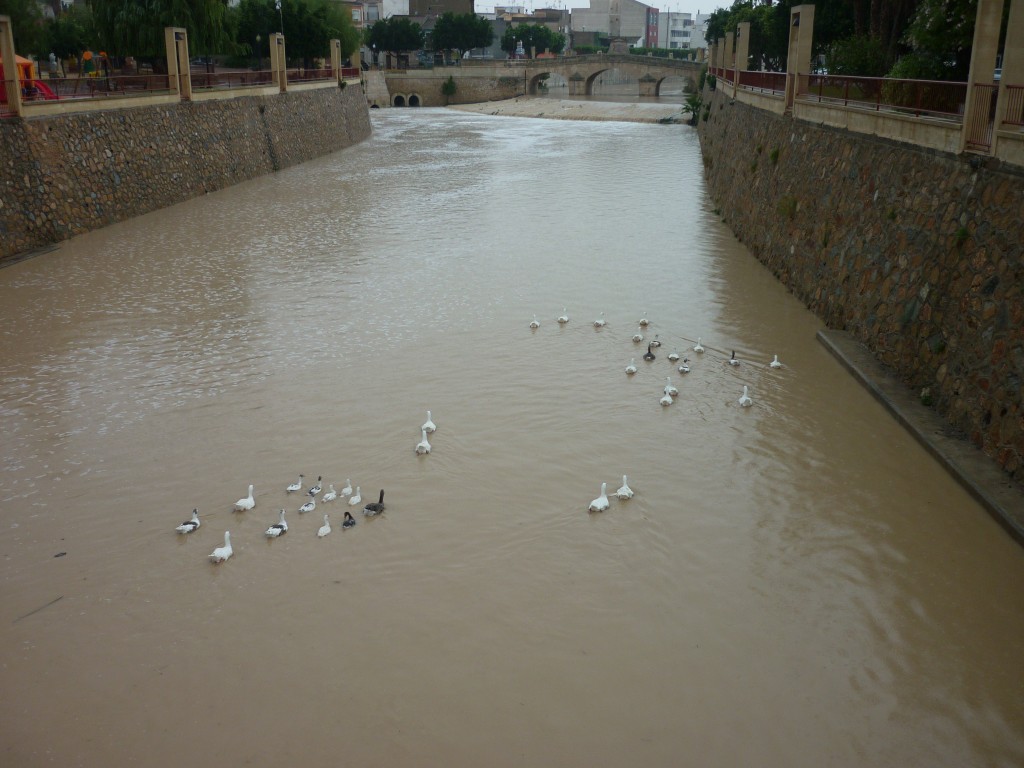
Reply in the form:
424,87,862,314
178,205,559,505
275,0,283,35
254,34,261,71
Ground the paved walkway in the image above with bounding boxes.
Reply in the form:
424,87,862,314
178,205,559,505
819,329,1024,545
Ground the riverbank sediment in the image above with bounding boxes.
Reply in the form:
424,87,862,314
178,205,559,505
448,97,687,123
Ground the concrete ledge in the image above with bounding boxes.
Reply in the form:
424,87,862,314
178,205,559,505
818,329,1024,545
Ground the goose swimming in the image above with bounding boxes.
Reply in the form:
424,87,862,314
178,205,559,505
638,312,649,327
341,479,353,497
265,509,288,537
322,484,338,502
209,531,233,563
693,337,705,353
650,334,661,348
678,357,690,374
233,485,255,512
632,327,644,343
348,487,362,506
415,429,432,455
625,358,638,375
557,308,569,324
738,385,753,407
286,475,303,493
660,390,673,406
589,482,610,513
176,508,201,534
664,377,678,397
317,514,332,538
770,354,783,369
363,489,386,516
593,313,606,328
422,410,436,433
530,315,540,329
307,476,322,496
298,498,316,514
668,350,680,362
342,511,357,529
616,475,634,500
728,350,740,366
643,343,656,361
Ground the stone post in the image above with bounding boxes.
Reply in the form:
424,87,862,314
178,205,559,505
961,0,1005,152
735,21,751,88
785,4,815,112
165,27,191,101
724,29,735,87
330,39,341,82
270,33,287,92
1,15,23,117
994,0,1023,145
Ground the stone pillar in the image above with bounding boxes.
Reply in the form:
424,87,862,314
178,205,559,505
270,33,287,92
785,4,815,112
330,39,341,82
735,21,751,77
1,15,23,117
961,0,1005,152
569,72,585,96
165,27,191,101
638,74,658,97
724,29,735,84
995,0,1023,141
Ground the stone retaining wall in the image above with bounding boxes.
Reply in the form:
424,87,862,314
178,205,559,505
384,71,525,107
697,87,1024,484
0,84,371,262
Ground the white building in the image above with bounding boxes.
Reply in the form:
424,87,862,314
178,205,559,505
570,0,653,47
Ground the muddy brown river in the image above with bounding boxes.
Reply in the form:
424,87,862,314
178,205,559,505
1,108,1022,767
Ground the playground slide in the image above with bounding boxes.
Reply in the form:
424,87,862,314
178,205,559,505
27,79,58,100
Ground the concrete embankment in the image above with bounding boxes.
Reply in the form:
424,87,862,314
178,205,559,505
448,97,687,124
0,84,371,264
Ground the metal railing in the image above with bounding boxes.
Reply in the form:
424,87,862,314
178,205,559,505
737,70,786,96
1004,84,1024,127
965,83,998,151
13,73,173,102
192,70,275,90
0,77,15,117
802,74,968,121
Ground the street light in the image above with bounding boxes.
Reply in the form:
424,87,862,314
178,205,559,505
255,34,261,71
275,0,283,35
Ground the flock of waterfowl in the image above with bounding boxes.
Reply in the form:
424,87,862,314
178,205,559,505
181,410,439,564
534,308,785,513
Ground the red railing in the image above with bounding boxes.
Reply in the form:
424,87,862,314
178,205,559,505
192,70,275,90
737,70,786,95
965,83,998,151
1003,84,1024,127
13,74,173,102
802,74,968,120
285,67,335,84
0,77,15,118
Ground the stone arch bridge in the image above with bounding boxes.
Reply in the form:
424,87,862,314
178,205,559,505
509,54,701,97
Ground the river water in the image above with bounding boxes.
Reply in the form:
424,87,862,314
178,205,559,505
1,108,1022,767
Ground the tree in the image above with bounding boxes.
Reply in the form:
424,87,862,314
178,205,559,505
45,5,98,60
500,24,564,58
89,0,231,58
1,0,46,54
430,12,493,57
898,0,976,79
364,16,425,60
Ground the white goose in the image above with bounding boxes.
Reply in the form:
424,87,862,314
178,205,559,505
650,334,661,348
348,487,362,506
317,514,332,538
632,326,644,343
557,308,569,324
625,358,638,375
770,354,783,369
616,475,634,500
738,385,753,407
693,337,705,353
422,410,436,433
233,485,255,512
589,482,610,513
415,428,431,455
307,476,322,496
340,479,353,497
593,312,606,328
176,508,201,534
660,390,673,406
678,357,691,374
298,498,316,514
265,509,288,537
286,475,303,493
530,315,540,329
638,312,649,327
209,531,233,563
729,350,740,367
668,350,680,362
664,377,678,397
322,484,338,502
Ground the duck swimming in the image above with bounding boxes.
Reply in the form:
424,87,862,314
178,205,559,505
298,498,316,514
307,476,322,496
530,315,540,329
233,485,255,512
625,358,637,375
317,514,332,538
589,482,610,513
342,511,357,529
616,476,634,500
693,337,705,353
770,354,783,369
738,385,753,407
265,510,288,537
363,489,386,516
286,475,303,493
729,350,740,366
322,484,338,502
643,343,656,361
176,508,200,534
209,531,233,563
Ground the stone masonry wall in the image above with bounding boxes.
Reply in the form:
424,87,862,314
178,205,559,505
384,72,525,107
697,87,1024,484
0,84,371,262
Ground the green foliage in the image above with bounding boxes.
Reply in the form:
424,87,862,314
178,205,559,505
441,74,456,97
769,147,779,165
886,51,948,80
2,0,46,54
45,5,98,60
364,16,425,55
232,0,359,64
89,0,230,57
902,0,976,79
698,64,707,90
573,44,601,55
630,47,694,59
827,34,890,77
954,226,969,248
500,24,565,57
430,12,493,55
